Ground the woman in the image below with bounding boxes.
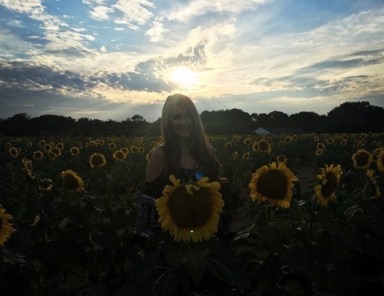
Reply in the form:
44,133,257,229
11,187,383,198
133,93,230,241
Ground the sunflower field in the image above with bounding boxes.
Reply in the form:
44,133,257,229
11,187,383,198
1,133,384,296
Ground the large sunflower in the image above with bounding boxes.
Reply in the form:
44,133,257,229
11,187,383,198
0,206,15,246
314,164,342,206
249,162,298,208
61,170,85,192
352,149,373,169
155,175,224,243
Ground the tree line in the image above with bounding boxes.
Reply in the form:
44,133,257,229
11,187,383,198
1,101,383,137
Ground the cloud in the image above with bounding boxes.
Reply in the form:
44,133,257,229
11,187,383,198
89,6,114,21
299,49,384,73
145,18,168,42
0,0,45,17
113,0,155,27
168,0,270,22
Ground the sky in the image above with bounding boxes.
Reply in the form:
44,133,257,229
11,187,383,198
0,0,383,122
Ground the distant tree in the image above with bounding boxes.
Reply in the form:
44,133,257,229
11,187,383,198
289,111,325,132
2,113,31,136
326,101,384,132
201,109,253,134
252,111,289,128
131,114,146,122
1,101,384,136
32,115,76,136
267,111,289,127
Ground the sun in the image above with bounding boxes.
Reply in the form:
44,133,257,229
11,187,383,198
169,67,198,89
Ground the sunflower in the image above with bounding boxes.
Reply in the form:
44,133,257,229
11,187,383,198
276,154,287,164
61,170,85,192
8,147,19,158
130,145,139,153
352,149,373,169
70,146,80,156
155,175,224,243
48,150,58,160
232,151,239,160
376,149,384,172
0,206,15,246
38,139,46,147
283,136,292,143
113,149,126,160
256,139,272,154
249,162,298,208
50,147,61,157
44,143,52,152
243,137,252,145
89,153,107,168
121,147,129,155
366,169,381,198
32,150,44,160
108,142,117,150
242,152,250,160
316,143,325,150
39,178,53,192
314,164,342,206
22,158,36,181
315,149,324,156
56,142,64,150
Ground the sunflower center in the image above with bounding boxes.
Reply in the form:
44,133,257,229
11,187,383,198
257,169,288,200
259,141,269,151
355,152,369,167
91,155,104,166
321,173,338,198
167,187,213,228
63,174,80,190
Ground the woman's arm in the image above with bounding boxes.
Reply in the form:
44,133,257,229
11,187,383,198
145,146,165,182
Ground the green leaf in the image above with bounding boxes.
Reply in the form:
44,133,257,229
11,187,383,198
206,247,250,290
163,242,209,285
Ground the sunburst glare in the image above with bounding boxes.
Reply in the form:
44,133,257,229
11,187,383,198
169,67,198,89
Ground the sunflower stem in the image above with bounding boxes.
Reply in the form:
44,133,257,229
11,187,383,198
263,204,272,221
308,198,317,241
181,271,190,294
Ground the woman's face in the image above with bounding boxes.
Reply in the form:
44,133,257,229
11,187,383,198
170,105,193,138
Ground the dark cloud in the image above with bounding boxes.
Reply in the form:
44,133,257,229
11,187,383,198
0,87,134,120
0,61,96,90
299,48,384,73
251,47,383,95
165,39,208,66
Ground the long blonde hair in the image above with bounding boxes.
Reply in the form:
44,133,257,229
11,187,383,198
160,94,219,179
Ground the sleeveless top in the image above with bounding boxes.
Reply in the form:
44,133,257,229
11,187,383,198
133,166,230,240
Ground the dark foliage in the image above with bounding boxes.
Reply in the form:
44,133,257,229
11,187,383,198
1,101,384,136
